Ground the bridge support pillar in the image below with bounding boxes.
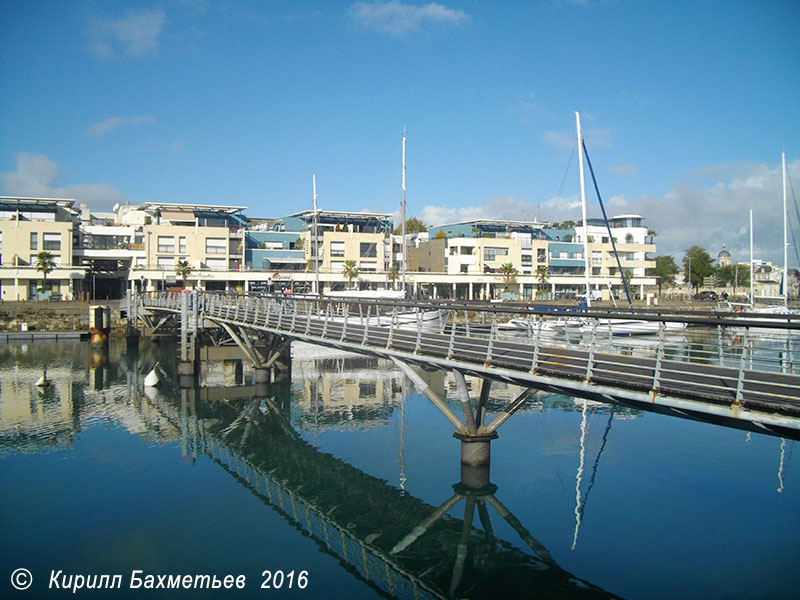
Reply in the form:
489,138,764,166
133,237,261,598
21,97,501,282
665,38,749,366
255,367,270,385
454,431,498,489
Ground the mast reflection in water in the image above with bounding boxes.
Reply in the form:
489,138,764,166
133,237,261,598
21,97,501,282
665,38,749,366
0,339,798,599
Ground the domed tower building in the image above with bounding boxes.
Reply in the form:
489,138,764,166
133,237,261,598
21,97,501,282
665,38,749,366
717,245,731,268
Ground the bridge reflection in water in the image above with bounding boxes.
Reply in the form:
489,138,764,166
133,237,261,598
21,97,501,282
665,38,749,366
147,348,622,599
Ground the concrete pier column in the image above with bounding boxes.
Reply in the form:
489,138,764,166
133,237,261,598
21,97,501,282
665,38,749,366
178,360,195,389
454,431,497,467
454,431,498,493
453,431,498,491
255,367,270,384
89,305,111,345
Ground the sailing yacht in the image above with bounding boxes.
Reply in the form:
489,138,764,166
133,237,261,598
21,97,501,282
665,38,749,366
544,113,675,336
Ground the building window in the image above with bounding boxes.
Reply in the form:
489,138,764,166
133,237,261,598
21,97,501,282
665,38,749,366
158,236,175,253
30,232,38,250
450,246,458,256
359,261,377,271
206,258,225,270
179,236,186,254
461,246,473,255
205,237,226,254
330,241,345,257
360,242,377,258
330,261,344,273
537,248,546,262
592,267,601,276
460,264,469,273
43,232,61,251
483,247,508,261
521,254,532,266
157,257,174,270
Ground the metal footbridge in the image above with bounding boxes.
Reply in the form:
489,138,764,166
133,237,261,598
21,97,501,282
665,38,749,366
137,291,800,442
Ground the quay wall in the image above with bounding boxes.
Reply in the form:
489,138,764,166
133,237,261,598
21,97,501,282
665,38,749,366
0,301,126,333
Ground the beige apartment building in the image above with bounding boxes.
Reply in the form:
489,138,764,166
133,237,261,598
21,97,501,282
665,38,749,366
0,197,84,301
0,197,661,302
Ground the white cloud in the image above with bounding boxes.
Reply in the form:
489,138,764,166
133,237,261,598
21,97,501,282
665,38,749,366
416,159,800,266
420,195,540,226
1,153,63,197
86,115,156,138
87,9,167,59
607,159,800,265
2,153,130,210
349,1,470,35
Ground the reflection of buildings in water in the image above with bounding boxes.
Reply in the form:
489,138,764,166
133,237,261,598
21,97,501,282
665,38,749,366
292,351,404,430
0,358,181,454
0,367,78,453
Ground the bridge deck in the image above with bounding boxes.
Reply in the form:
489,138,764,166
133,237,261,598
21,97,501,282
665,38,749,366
141,292,800,438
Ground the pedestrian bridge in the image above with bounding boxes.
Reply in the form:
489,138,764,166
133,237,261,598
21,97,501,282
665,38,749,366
137,291,800,444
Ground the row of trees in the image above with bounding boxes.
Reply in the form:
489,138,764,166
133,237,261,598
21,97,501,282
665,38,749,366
648,246,751,295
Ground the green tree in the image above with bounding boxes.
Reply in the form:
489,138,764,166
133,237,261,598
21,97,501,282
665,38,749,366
434,229,447,239
682,246,714,293
393,217,427,235
498,263,518,289
342,260,359,289
175,259,193,288
387,263,400,289
715,264,750,294
647,255,680,296
625,233,634,243
36,251,55,294
622,269,633,290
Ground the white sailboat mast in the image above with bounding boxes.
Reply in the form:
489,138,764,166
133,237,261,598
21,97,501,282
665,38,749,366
750,208,755,306
401,134,407,295
782,152,788,308
576,111,592,307
313,174,319,295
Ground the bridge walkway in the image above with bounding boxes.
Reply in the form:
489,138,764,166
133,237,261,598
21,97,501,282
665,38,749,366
141,292,800,439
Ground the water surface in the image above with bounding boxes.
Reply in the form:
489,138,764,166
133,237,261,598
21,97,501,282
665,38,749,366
1,339,797,598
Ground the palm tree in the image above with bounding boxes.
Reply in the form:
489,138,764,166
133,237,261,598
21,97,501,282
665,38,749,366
387,263,400,290
498,262,518,290
175,259,193,288
343,260,359,289
536,264,550,298
36,251,55,296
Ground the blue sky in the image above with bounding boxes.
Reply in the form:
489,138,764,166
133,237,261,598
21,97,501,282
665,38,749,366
2,0,799,264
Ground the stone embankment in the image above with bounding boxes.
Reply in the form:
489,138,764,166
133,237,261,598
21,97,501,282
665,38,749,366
0,301,126,333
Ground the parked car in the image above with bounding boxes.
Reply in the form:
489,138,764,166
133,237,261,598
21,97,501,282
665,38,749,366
693,290,718,301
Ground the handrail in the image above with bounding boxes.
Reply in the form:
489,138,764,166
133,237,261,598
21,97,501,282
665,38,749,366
140,291,800,423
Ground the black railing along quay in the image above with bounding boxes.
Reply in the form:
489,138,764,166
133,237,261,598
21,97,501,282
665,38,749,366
140,291,800,441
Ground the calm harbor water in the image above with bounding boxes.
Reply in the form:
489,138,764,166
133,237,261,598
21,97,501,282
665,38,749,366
1,337,798,599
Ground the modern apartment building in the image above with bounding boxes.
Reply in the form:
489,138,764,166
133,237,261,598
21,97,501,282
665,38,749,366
424,216,656,300
0,197,84,301
0,196,661,302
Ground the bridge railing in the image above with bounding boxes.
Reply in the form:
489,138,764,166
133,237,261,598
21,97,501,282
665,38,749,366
141,291,800,414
